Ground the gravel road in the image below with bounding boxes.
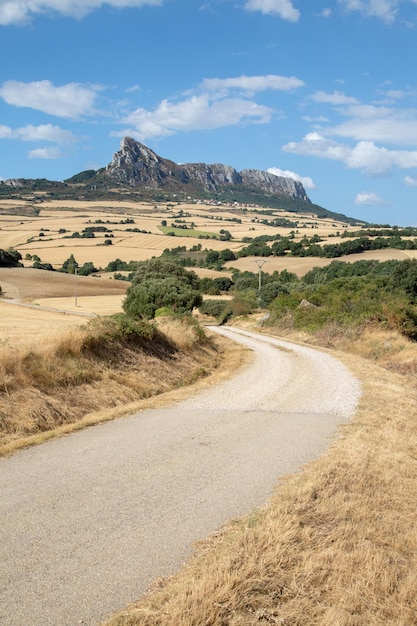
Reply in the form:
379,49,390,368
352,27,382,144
0,326,360,626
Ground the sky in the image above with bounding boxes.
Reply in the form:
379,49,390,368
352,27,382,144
1,1,417,226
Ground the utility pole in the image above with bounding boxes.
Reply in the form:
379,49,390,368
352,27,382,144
253,259,267,290
74,263,78,307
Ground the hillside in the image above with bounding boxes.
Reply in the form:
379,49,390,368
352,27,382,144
0,138,363,225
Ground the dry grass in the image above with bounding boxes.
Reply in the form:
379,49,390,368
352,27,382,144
0,316,227,456
103,325,417,626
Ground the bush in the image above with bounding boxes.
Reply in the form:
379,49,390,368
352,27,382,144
123,278,202,319
199,300,229,318
123,258,203,319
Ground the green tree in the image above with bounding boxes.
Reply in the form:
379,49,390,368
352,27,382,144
61,253,78,274
0,248,23,267
123,258,202,319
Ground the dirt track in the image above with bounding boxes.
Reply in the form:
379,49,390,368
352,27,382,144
0,327,360,626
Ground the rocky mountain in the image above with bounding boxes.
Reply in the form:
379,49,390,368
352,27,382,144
103,137,311,203
1,137,362,224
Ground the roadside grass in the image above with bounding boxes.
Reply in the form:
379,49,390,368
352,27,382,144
0,314,223,456
103,322,417,626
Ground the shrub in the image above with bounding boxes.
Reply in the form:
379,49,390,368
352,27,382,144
199,300,229,318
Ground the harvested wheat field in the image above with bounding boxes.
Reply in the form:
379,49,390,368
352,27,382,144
0,200,364,272
0,268,128,347
0,267,128,301
0,301,91,348
225,248,417,277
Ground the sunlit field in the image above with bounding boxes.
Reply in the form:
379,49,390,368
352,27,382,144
225,248,417,277
0,199,362,271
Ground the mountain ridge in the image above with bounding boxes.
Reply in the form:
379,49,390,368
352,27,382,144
0,137,364,225
103,137,311,203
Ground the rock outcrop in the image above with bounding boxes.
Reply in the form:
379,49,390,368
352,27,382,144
104,137,311,203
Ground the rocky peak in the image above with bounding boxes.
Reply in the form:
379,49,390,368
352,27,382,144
104,137,310,202
105,137,180,187
241,169,309,202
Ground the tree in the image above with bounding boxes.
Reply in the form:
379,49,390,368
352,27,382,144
0,248,23,267
219,248,236,262
78,262,98,276
61,253,78,274
123,258,202,319
219,229,232,241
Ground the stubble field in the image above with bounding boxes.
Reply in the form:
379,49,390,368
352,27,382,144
0,197,359,270
1,197,416,342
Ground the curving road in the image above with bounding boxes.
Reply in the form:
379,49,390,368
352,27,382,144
0,327,360,626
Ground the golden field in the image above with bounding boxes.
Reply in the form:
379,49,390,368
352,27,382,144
0,198,361,270
2,198,416,344
225,247,417,277
0,267,128,347
0,198,363,344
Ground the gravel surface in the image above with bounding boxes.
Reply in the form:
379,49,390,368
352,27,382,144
0,327,360,626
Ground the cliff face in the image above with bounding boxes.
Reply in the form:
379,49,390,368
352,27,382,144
105,137,311,202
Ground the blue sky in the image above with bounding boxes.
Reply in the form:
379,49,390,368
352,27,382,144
1,0,417,226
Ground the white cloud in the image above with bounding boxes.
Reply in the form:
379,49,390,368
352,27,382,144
310,92,417,146
0,125,13,139
28,147,63,159
116,93,274,140
283,132,351,163
283,133,417,176
311,90,359,105
328,117,417,146
244,0,300,21
0,80,99,119
0,0,161,25
0,123,75,143
292,87,417,178
321,7,332,17
404,175,417,186
267,166,316,189
355,191,386,205
115,72,299,140
338,0,400,23
385,89,407,100
201,74,304,94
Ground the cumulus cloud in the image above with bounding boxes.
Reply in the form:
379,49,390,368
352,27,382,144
311,90,359,106
28,147,63,159
307,90,417,146
404,175,417,186
289,87,417,178
0,80,99,119
116,93,274,140
338,0,400,23
283,133,417,176
0,123,75,143
355,191,386,205
201,74,304,94
328,116,417,146
243,0,300,21
115,72,301,140
0,0,161,26
267,166,316,189
283,132,350,162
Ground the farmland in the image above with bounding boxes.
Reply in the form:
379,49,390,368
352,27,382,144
2,197,417,345
0,197,361,271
